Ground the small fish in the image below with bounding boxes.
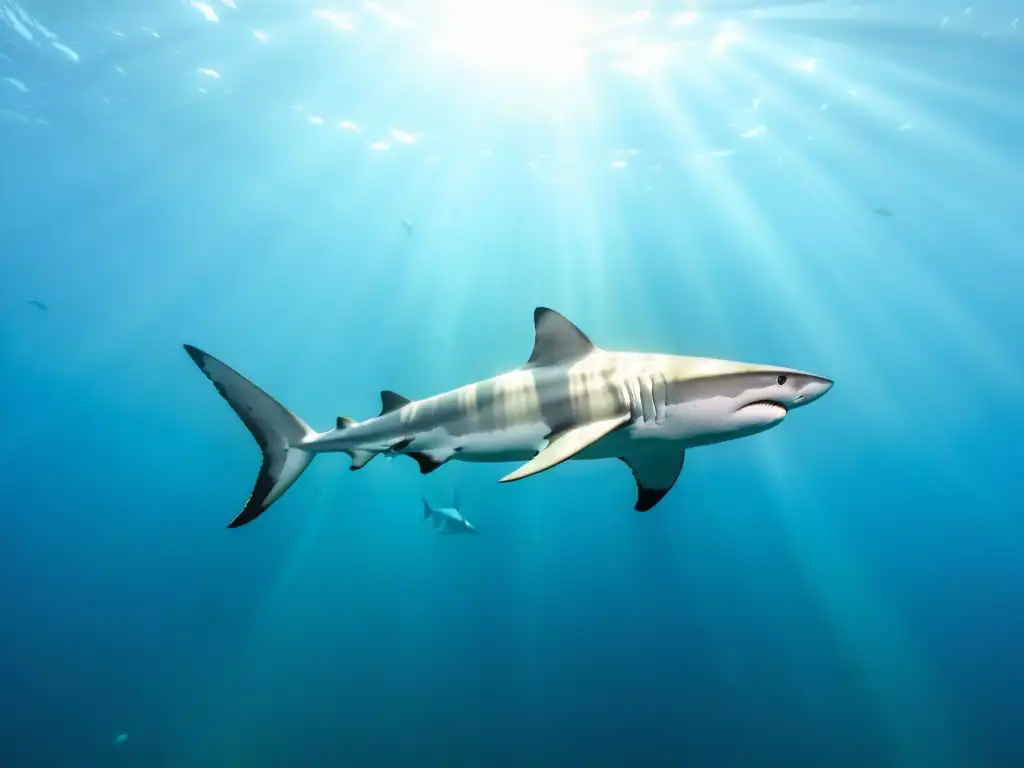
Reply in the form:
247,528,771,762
27,300,48,311
112,732,128,746
423,493,476,534
871,207,893,217
401,219,413,235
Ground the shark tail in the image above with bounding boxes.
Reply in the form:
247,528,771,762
422,497,433,520
184,345,319,528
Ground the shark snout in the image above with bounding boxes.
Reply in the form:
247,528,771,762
792,377,833,407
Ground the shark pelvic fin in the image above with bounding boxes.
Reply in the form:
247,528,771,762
523,307,596,368
406,449,450,475
379,390,412,415
618,447,686,512
500,415,628,483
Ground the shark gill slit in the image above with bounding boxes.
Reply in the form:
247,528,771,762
651,372,667,423
638,373,655,423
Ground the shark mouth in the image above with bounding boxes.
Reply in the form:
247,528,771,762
741,400,788,414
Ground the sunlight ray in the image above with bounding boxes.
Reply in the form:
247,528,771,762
607,72,767,351
757,450,973,767
715,43,1024,398
3,1,1023,764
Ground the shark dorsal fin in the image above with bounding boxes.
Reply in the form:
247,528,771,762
380,390,411,415
524,307,595,368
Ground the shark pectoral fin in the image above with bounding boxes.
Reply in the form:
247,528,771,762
500,415,629,483
619,447,686,512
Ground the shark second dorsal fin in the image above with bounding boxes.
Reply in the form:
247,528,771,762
524,307,595,369
380,390,411,415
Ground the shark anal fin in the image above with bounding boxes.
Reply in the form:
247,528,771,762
500,415,628,483
523,307,596,368
334,415,378,470
380,390,412,415
618,447,686,512
348,449,377,470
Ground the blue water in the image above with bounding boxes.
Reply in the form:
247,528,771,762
3,1,1023,765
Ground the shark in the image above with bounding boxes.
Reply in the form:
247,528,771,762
183,307,833,528
422,494,476,534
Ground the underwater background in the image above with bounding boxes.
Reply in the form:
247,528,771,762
2,0,1023,765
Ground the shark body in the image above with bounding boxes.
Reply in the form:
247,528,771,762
184,307,833,528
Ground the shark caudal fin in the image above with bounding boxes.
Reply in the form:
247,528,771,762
183,345,317,528
422,497,433,520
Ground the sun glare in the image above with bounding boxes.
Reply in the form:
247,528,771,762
432,0,593,85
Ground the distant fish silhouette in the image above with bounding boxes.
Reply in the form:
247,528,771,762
870,207,893,217
401,219,414,235
27,299,48,311
422,489,476,534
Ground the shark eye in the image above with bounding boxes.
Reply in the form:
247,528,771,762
777,375,787,386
